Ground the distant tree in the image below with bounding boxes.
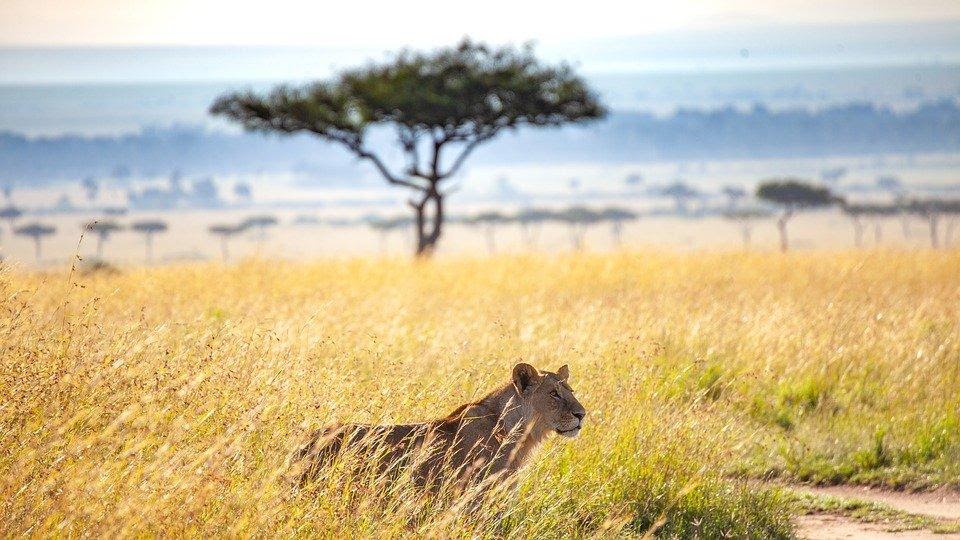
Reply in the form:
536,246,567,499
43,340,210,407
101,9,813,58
756,179,837,252
905,198,960,248
169,170,185,195
211,39,604,257
1,184,11,202
14,222,56,261
946,201,960,247
84,220,123,259
191,177,220,205
624,174,643,187
841,202,898,247
81,177,99,203
234,181,253,202
131,220,168,262
558,206,601,250
820,167,847,183
876,175,903,195
102,206,128,216
721,186,747,210
0,205,22,247
54,195,75,212
722,207,772,248
292,214,321,226
516,207,554,249
0,206,23,237
240,214,279,251
468,211,510,254
208,224,241,261
324,217,354,227
367,216,413,255
599,207,638,247
111,165,131,182
661,182,701,215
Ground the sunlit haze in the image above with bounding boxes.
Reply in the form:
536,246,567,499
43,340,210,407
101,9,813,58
2,0,960,46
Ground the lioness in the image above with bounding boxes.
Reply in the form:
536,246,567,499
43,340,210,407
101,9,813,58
293,363,586,492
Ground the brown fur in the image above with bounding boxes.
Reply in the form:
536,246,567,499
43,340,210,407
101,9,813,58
293,363,586,492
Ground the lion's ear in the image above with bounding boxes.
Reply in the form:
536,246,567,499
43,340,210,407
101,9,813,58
557,365,570,381
512,363,540,394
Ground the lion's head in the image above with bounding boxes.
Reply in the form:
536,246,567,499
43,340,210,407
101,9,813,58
512,363,586,438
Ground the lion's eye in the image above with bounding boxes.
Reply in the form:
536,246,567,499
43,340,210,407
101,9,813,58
551,390,561,400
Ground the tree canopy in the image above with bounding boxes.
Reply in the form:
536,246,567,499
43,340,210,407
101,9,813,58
756,179,836,208
211,39,604,256
756,179,838,252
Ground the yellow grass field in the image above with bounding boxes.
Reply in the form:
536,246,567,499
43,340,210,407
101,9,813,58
2,251,958,537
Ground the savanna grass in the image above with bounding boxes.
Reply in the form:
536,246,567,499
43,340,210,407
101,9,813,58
1,250,957,537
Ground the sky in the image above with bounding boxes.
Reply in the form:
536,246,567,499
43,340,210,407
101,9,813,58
2,0,960,46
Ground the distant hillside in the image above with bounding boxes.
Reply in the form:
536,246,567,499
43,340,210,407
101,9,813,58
2,99,958,184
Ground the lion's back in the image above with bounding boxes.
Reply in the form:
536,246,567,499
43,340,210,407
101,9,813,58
293,421,433,484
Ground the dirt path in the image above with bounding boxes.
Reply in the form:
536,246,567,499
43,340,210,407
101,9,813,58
800,485,960,521
788,485,960,539
797,514,957,539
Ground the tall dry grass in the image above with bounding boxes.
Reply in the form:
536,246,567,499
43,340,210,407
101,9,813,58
1,251,956,537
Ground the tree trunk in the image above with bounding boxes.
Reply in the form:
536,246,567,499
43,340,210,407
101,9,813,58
221,237,229,261
741,222,752,248
777,211,792,252
96,234,105,259
519,223,540,250
34,237,42,261
610,221,622,248
412,191,443,257
873,221,883,245
570,224,584,251
900,213,911,239
851,217,863,248
519,223,531,249
145,233,154,262
484,225,497,254
929,214,940,249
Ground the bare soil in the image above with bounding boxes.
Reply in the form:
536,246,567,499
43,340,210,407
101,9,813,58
791,485,960,540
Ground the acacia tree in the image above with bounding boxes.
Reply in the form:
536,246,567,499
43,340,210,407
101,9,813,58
208,224,241,261
84,220,123,259
558,206,602,251
367,215,413,255
81,177,99,203
514,208,553,249
946,201,960,246
131,220,168,262
15,222,56,261
207,223,243,261
0,205,23,245
721,186,747,210
600,207,637,247
841,202,897,248
211,40,604,257
468,211,509,254
722,207,771,248
241,215,279,238
756,179,837,252
240,214,279,250
661,182,701,215
906,198,960,248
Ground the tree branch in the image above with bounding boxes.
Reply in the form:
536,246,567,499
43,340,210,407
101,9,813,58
353,147,427,191
440,131,495,179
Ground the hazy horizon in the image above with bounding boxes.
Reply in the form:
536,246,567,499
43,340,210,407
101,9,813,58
1,20,959,85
